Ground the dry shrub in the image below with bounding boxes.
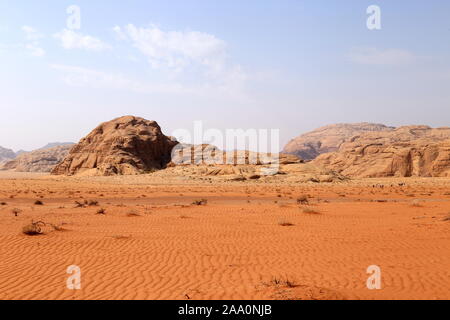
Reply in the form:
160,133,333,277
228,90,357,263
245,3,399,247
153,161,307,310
127,211,141,217
96,208,106,215
278,220,295,227
302,207,321,214
271,276,298,288
34,200,44,205
192,199,208,206
12,208,21,216
411,200,423,207
87,200,99,206
74,201,85,208
296,195,309,205
51,223,68,232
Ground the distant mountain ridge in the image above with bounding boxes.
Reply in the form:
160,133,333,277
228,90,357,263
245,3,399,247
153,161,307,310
312,125,450,177
0,146,16,163
1,144,74,173
39,142,74,150
0,142,75,172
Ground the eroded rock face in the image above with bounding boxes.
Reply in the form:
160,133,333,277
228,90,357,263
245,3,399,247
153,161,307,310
283,123,394,160
313,126,450,178
52,116,178,176
1,145,73,172
170,144,301,166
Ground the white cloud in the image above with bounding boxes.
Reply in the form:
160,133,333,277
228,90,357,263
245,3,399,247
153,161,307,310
22,25,45,57
54,29,111,51
25,44,46,57
113,24,227,74
348,47,417,65
51,63,249,101
51,64,197,94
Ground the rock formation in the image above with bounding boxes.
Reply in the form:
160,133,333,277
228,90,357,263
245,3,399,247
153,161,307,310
0,146,16,163
1,144,73,172
313,126,450,178
283,123,394,160
170,143,301,166
52,116,178,176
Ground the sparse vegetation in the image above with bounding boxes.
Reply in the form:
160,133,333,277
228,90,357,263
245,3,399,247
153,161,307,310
111,235,131,240
278,220,295,227
87,200,99,206
411,199,423,207
74,200,85,208
96,208,106,215
0,202,6,205
271,276,298,288
34,200,44,205
302,207,321,214
12,208,21,216
296,195,309,205
127,210,141,217
50,223,68,232
192,199,208,206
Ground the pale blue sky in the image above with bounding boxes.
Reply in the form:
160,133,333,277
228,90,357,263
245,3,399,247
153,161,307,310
1,0,449,151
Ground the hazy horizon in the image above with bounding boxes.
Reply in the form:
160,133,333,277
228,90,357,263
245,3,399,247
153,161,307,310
1,0,450,151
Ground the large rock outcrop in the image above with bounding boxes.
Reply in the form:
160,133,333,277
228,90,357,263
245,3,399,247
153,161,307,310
1,144,73,172
52,116,178,176
313,126,450,178
283,123,394,160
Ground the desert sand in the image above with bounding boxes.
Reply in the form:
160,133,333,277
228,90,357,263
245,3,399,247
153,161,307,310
0,171,448,300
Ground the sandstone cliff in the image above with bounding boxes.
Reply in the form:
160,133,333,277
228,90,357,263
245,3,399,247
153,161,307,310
283,123,394,160
313,126,450,178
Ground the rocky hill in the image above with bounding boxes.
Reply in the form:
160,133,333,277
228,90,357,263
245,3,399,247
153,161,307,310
0,146,16,163
283,123,394,160
313,126,450,178
52,116,179,176
1,144,73,172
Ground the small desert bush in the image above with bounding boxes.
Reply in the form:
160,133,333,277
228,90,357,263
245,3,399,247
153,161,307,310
271,276,298,288
74,201,85,208
296,195,309,205
443,214,450,222
278,220,295,227
51,223,68,232
302,207,321,214
0,202,7,206
12,208,21,216
96,208,106,215
34,200,44,205
112,235,131,240
192,199,208,206
127,210,141,217
87,200,99,206
411,200,423,207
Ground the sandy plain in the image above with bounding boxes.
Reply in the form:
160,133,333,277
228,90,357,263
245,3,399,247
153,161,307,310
0,171,449,300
